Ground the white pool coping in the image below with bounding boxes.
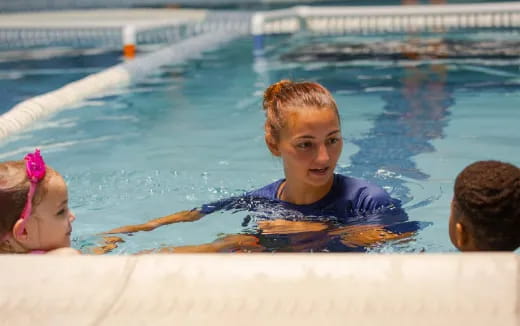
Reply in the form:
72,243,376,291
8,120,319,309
0,253,518,325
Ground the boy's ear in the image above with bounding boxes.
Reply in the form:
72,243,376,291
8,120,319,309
265,135,281,157
454,222,469,251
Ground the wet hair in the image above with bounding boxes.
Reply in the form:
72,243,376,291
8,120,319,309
453,160,520,250
262,80,339,141
0,160,55,237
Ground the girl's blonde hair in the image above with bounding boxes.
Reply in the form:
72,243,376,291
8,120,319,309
0,161,55,237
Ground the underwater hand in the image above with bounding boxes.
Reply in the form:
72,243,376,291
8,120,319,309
90,236,125,255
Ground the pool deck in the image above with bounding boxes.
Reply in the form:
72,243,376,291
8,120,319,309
0,253,518,325
0,8,207,29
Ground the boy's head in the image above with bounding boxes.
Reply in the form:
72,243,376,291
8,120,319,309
449,160,520,251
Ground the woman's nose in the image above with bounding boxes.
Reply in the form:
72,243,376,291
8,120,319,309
316,144,330,163
69,211,76,223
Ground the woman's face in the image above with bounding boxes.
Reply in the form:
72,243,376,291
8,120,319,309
270,107,343,188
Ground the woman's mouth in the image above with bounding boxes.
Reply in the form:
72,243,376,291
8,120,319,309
309,167,329,176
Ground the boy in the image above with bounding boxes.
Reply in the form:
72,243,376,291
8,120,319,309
449,160,520,251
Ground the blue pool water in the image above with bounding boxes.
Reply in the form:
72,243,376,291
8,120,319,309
0,30,519,253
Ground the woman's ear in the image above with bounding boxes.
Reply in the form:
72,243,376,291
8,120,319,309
265,135,281,157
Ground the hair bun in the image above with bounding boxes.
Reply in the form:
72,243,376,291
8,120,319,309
263,79,292,111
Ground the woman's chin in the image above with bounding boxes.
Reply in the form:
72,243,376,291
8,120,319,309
306,173,334,187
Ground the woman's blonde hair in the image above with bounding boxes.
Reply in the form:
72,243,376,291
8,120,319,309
262,80,339,141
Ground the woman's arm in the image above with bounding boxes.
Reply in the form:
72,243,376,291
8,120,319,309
138,234,264,254
259,220,416,248
329,224,415,248
103,209,203,235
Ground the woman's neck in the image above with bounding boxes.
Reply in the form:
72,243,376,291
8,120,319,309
279,175,334,205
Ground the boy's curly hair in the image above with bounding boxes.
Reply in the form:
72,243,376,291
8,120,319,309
454,160,520,250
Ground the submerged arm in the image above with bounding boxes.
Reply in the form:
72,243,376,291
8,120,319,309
259,220,418,249
137,234,264,254
329,223,417,248
103,209,203,235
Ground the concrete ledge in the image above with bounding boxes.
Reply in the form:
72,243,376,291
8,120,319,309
0,253,518,325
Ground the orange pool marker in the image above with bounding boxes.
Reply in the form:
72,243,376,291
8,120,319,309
122,25,137,59
123,44,136,58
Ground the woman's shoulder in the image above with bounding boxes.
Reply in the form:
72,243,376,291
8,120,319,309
334,174,394,206
200,179,284,215
335,174,385,191
246,178,284,200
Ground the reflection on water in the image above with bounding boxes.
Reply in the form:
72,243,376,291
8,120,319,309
346,45,453,206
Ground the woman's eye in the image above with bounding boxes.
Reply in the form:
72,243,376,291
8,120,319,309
297,142,312,149
327,137,340,145
57,207,68,216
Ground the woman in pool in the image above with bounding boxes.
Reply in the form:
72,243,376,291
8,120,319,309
105,80,415,251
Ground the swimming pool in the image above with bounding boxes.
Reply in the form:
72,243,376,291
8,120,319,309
0,28,519,253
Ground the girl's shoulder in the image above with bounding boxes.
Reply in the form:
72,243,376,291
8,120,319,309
46,247,81,255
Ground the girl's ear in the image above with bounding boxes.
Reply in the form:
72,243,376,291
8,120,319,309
12,219,30,243
265,135,281,157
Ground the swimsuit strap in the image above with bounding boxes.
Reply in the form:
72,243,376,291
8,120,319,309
277,181,286,200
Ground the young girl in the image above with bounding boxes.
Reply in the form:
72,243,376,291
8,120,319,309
0,149,121,255
0,149,79,254
105,80,415,251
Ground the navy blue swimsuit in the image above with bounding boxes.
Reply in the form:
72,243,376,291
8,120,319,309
198,173,423,252
201,174,407,226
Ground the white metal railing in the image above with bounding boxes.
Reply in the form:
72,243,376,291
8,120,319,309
0,10,251,52
0,0,334,12
252,2,520,36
